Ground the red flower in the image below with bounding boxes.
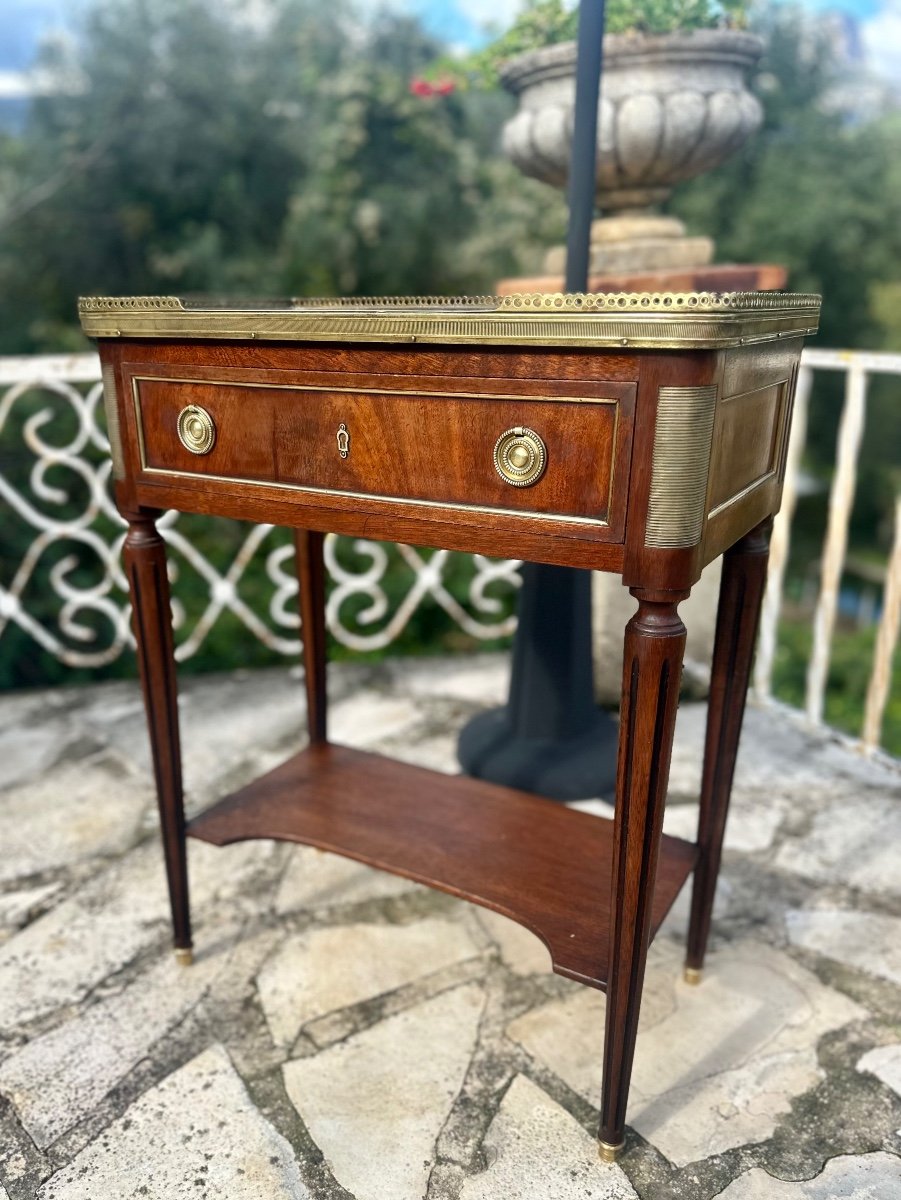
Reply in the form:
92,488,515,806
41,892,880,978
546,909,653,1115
409,78,434,97
434,79,455,96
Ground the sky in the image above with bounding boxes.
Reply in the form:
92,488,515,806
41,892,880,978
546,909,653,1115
377,0,528,49
0,0,899,78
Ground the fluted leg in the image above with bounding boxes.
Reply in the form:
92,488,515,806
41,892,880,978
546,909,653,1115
122,508,191,961
294,529,328,744
685,519,772,978
599,587,688,1158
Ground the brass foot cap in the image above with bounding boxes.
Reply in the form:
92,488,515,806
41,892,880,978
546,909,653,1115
598,1139,624,1163
174,947,194,966
683,966,703,986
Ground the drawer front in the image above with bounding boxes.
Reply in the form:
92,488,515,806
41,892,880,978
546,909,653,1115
130,371,634,535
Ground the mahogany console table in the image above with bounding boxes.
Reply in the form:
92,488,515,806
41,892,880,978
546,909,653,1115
80,291,820,1162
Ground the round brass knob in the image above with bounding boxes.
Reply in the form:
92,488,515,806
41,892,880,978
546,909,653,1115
177,405,216,455
493,426,547,487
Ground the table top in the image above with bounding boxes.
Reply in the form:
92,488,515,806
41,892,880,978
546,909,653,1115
79,291,820,349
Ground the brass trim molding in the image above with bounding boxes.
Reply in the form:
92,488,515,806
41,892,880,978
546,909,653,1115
78,292,820,349
130,375,617,531
100,363,124,479
125,372,621,406
137,464,613,531
645,385,719,549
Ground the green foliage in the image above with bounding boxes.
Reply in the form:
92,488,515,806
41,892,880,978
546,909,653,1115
0,0,553,689
771,615,901,757
431,0,748,89
671,4,901,562
0,0,566,353
671,8,901,354
678,10,901,752
870,281,901,350
275,16,562,297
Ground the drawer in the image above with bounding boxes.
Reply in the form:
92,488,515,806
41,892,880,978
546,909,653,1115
130,371,634,535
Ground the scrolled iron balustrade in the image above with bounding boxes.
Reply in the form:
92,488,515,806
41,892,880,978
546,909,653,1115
0,354,519,668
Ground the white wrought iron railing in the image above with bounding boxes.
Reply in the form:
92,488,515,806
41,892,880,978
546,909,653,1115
753,348,901,754
1,348,899,755
0,352,519,668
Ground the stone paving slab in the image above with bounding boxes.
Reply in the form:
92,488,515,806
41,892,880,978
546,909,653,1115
506,937,865,1167
283,984,484,1200
0,753,148,885
774,796,901,896
714,1151,901,1198
275,845,420,915
0,836,278,1031
857,1043,901,1100
36,1045,310,1200
257,917,480,1048
786,909,901,988
0,884,63,945
0,657,899,1199
0,915,244,1147
458,1075,638,1200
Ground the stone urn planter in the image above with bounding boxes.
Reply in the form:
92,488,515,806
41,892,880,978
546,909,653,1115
500,29,764,272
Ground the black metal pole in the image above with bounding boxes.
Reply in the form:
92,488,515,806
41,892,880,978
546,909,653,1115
566,0,607,292
457,0,618,801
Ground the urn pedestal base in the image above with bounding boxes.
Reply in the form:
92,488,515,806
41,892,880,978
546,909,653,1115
497,261,787,298
543,214,716,277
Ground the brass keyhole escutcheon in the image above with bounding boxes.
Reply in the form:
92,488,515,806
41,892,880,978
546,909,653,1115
493,426,547,487
337,423,350,459
176,405,216,455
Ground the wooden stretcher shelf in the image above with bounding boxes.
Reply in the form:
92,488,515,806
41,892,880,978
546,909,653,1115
187,742,698,989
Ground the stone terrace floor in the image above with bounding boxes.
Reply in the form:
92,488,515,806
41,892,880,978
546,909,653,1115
1,654,901,1200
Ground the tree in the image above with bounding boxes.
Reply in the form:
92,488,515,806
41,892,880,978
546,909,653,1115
671,6,901,551
0,0,565,354
0,0,565,689
672,8,901,352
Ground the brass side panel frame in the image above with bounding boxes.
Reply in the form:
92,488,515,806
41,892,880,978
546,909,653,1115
79,291,821,349
130,375,624,532
100,362,125,480
645,385,718,549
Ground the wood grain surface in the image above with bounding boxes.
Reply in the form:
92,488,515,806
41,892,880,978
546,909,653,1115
687,518,772,972
187,742,698,990
135,376,628,519
121,506,192,954
294,528,327,746
600,588,688,1148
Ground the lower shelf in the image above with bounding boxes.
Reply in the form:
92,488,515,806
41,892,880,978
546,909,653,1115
187,742,697,990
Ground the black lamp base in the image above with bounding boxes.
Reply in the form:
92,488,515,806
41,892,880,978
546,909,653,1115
456,1,615,804
457,705,619,802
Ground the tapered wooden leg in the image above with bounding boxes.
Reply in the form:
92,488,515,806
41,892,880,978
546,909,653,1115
685,518,772,978
600,587,688,1157
122,508,191,961
294,529,327,744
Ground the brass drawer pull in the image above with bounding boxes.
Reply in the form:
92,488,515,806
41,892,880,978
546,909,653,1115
493,426,547,487
177,405,216,455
